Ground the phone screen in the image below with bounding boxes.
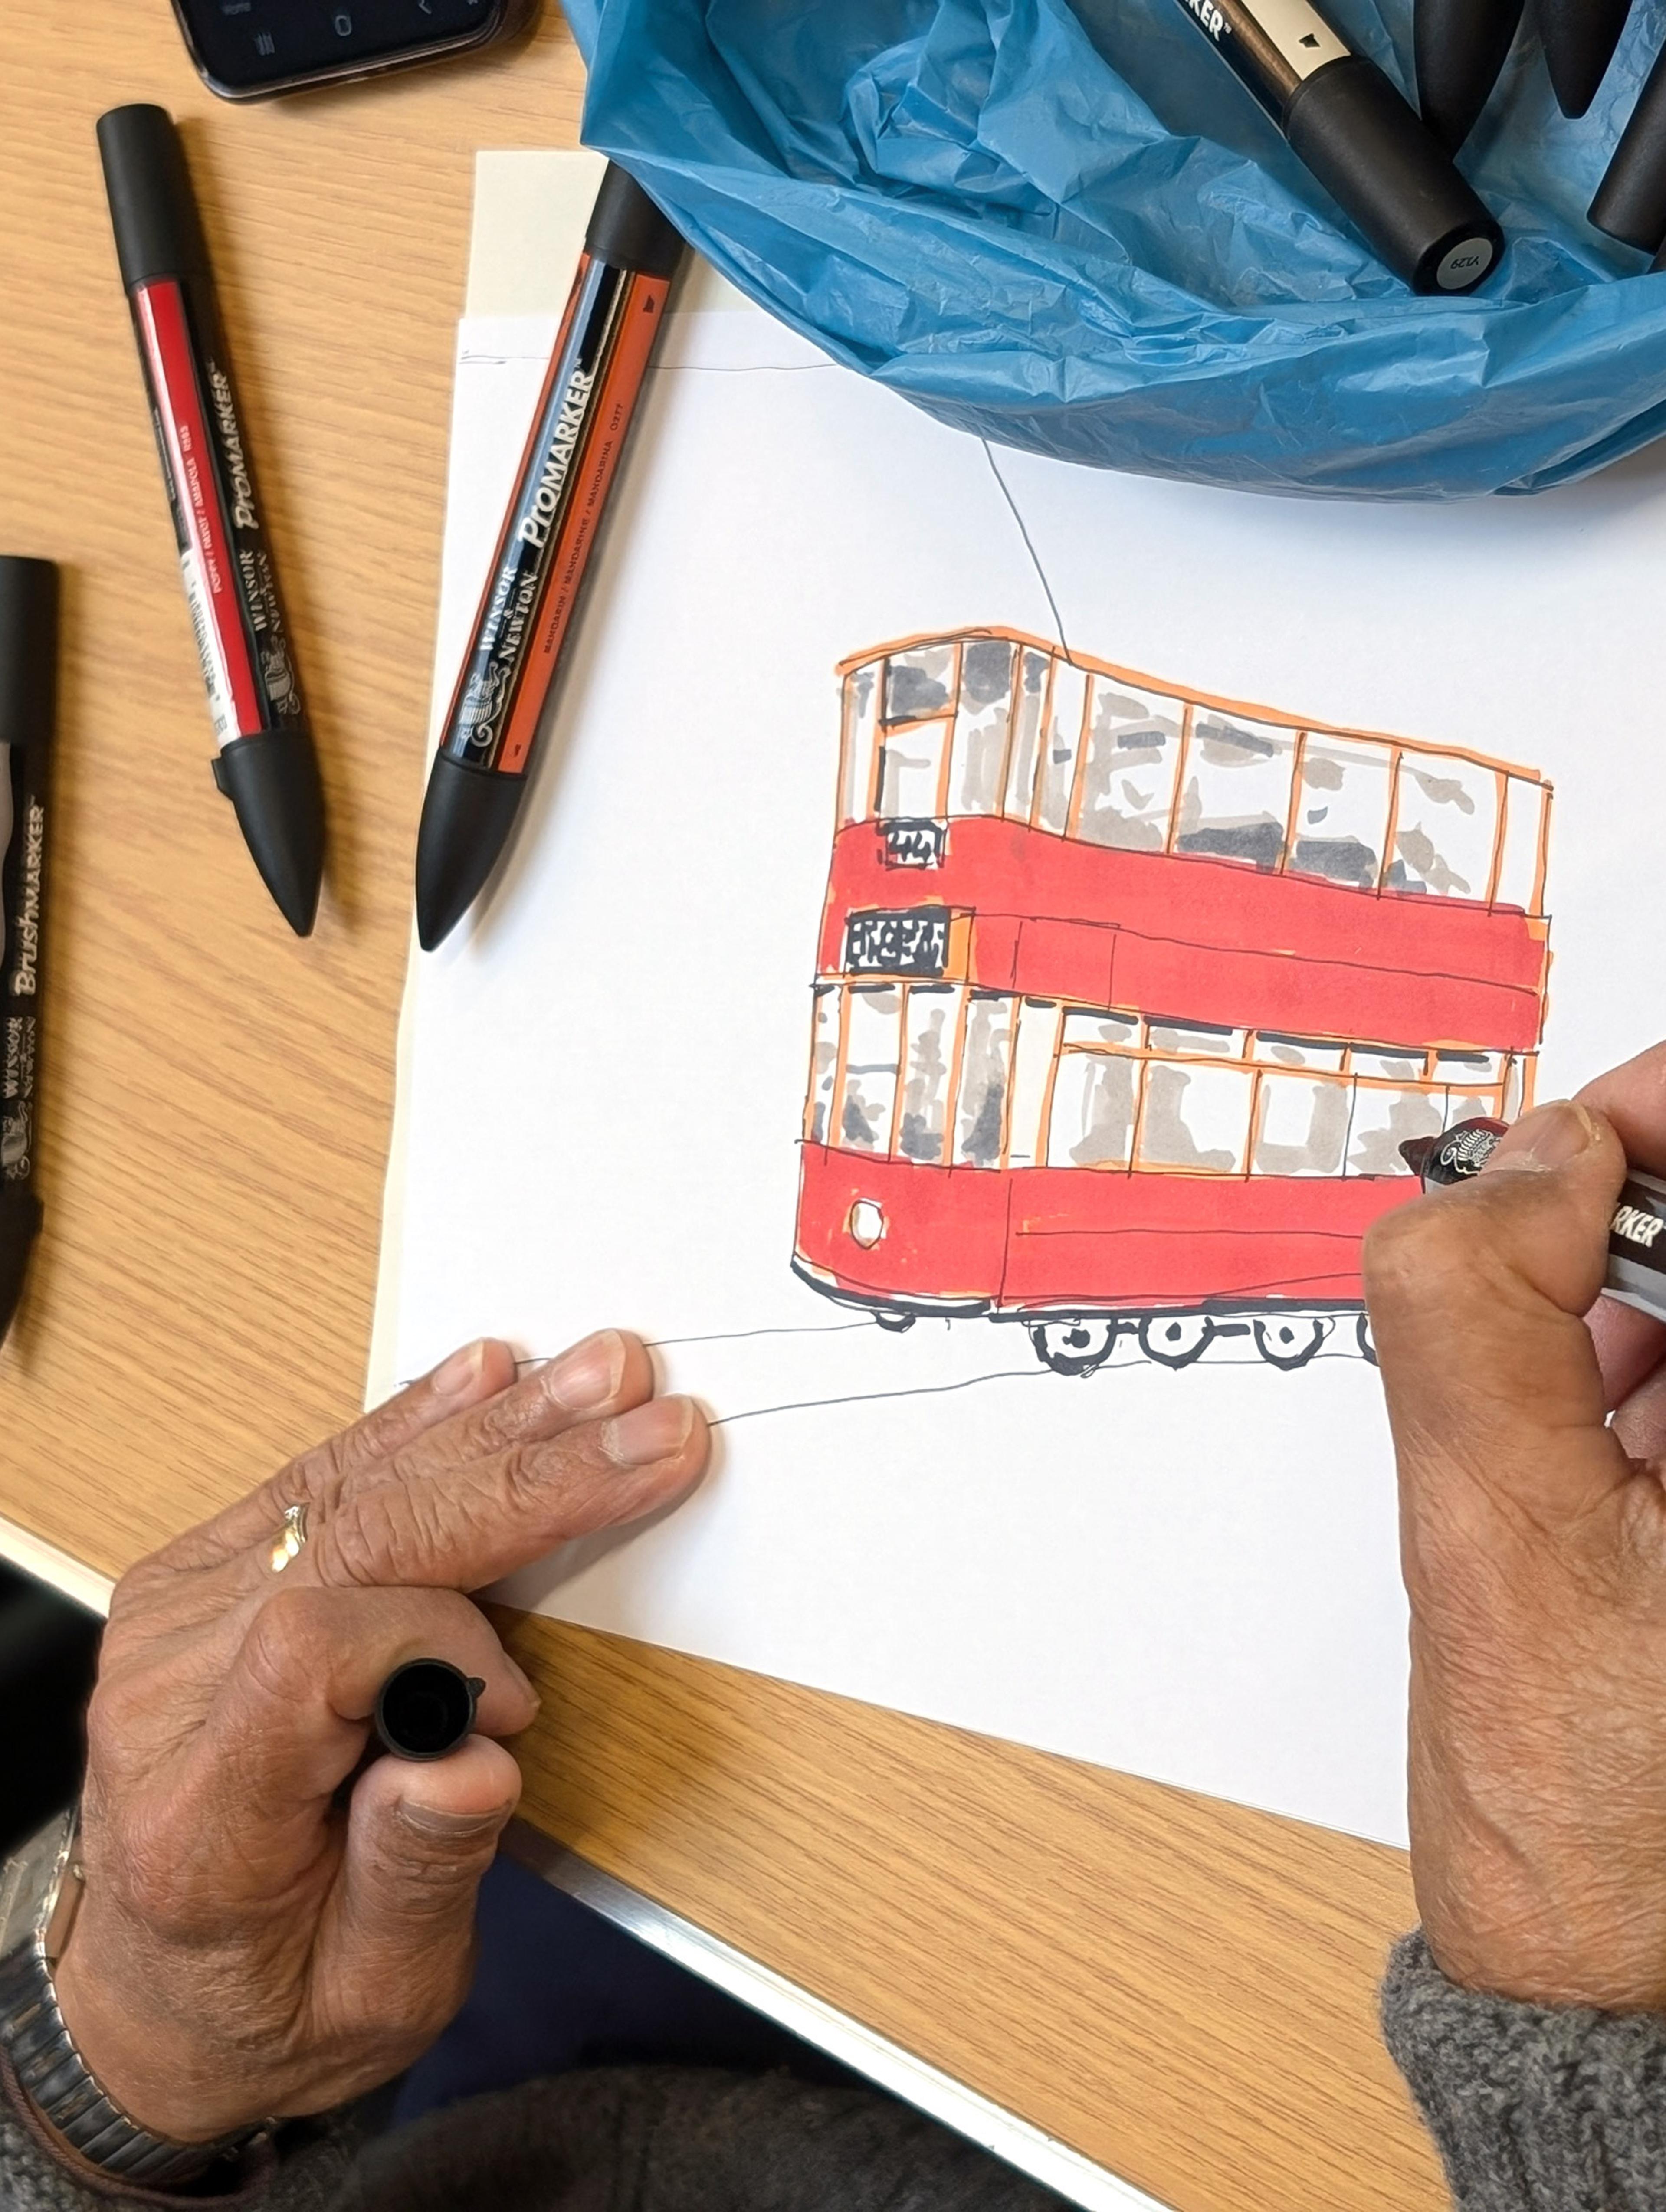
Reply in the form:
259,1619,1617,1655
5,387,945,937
179,0,506,93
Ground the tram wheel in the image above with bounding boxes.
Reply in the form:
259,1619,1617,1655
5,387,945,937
1138,1313,1216,1369
872,1310,916,1334
1251,1315,1331,1372
1355,1311,1378,1367
1028,1317,1119,1377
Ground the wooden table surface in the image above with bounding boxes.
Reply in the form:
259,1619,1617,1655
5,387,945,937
0,9,1442,2207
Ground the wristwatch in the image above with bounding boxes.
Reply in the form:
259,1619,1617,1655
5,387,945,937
0,1807,262,2187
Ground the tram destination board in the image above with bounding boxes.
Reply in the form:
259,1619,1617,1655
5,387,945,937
843,906,951,977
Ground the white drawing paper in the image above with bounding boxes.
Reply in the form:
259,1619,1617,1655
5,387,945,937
378,197,1666,1850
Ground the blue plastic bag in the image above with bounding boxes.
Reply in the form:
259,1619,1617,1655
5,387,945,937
561,0,1666,496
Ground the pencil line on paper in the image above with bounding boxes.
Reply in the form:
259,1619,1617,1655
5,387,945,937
498,1322,876,1373
647,1321,877,1350
713,1365,1049,1427
982,441,1071,660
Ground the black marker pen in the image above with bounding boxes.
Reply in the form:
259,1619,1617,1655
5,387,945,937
1167,0,1504,292
1590,41,1666,260
1414,0,1526,152
374,1660,483,1761
0,559,57,1348
1403,1116,1666,1325
97,104,325,937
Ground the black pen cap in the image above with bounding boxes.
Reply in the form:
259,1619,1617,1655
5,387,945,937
1591,44,1666,254
96,104,213,296
584,161,685,279
0,559,59,753
1285,59,1503,294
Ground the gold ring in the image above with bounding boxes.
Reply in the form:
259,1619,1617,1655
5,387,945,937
267,1504,309,1574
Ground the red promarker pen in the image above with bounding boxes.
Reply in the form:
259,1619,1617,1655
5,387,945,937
413,164,685,950
97,104,325,937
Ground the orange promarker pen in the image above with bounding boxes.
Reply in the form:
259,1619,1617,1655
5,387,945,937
414,164,684,950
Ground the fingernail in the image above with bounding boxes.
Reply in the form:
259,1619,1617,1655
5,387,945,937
505,1656,539,1704
543,1330,626,1415
396,1799,513,1842
601,1396,694,1468
432,1340,486,1397
1484,1100,1595,1176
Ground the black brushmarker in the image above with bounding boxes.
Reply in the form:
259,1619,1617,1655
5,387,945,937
0,562,55,1336
1591,41,1666,257
1414,0,1526,151
1539,0,1633,119
0,560,56,1349
1164,0,1503,292
1403,1115,1666,1326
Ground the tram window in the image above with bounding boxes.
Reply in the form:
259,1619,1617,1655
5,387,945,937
1290,737,1391,890
1348,1083,1443,1176
1495,778,1547,911
949,639,1013,816
1434,1049,1502,1084
838,985,902,1153
876,719,949,820
1137,1061,1253,1174
884,646,954,723
1251,1032,1346,1072
1006,1000,1062,1168
955,994,1014,1168
1388,754,1499,900
1175,714,1295,871
1034,662,1089,835
1004,649,1052,821
1437,1051,1503,1132
1252,1070,1350,1176
1352,1047,1426,1082
1062,1010,1141,1052
839,665,879,825
806,986,840,1145
1049,1051,1140,1168
1502,1055,1526,1119
1146,1019,1244,1060
898,986,956,1163
1075,682,1182,852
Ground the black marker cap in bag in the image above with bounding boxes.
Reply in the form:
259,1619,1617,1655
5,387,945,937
0,558,59,753
1591,44,1666,254
583,161,685,279
1285,59,1503,294
96,104,213,297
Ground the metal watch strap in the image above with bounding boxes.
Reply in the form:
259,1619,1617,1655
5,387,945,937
0,1825,260,2190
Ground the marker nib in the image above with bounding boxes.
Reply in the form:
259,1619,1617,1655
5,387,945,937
217,730,325,938
414,754,527,952
1399,1135,1438,1177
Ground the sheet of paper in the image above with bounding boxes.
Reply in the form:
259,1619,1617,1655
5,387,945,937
377,157,1666,1852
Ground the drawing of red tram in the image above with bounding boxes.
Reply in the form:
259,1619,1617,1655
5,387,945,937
792,628,1553,1376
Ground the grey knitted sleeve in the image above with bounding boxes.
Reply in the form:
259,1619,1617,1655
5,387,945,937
0,2049,364,2212
1382,1931,1666,2211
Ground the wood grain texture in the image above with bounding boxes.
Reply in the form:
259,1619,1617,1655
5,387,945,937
0,12,1443,2209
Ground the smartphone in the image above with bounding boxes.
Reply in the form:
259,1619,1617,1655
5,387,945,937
169,0,539,100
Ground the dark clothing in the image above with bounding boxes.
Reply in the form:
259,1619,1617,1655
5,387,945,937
0,2057,1065,2212
10,1929,1666,2211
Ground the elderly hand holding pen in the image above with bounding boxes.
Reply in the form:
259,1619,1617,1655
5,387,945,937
49,1332,706,2143
1368,1041,1666,2208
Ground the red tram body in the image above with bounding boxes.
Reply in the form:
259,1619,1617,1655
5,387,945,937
792,629,1552,1375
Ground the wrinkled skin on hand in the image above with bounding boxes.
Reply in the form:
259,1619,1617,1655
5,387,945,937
1365,1042,1666,2012
51,1332,708,2142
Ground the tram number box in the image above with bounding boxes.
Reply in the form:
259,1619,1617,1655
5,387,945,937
843,906,951,978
